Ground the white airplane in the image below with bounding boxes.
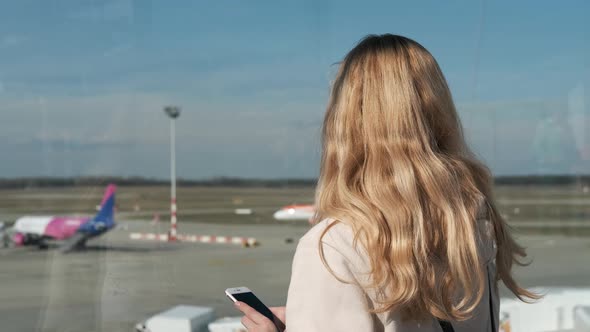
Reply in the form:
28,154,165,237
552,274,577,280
10,184,117,252
273,204,315,222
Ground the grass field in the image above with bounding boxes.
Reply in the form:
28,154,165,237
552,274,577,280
0,184,588,230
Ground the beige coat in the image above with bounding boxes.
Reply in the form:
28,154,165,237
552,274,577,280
286,218,499,332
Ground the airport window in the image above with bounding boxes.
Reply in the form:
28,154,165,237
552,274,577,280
0,1,588,332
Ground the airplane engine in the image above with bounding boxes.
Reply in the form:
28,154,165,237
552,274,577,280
12,233,25,246
11,232,43,247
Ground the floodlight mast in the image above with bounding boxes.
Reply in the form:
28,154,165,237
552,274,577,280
164,106,180,241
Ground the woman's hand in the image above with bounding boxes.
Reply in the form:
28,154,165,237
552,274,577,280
234,302,286,332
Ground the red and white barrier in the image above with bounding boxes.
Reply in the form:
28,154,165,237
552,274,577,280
129,232,259,247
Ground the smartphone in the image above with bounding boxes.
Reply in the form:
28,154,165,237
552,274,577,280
225,287,286,332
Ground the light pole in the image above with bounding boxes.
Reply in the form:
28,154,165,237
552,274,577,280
164,106,180,241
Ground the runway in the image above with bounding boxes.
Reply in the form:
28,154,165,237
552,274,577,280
1,221,590,332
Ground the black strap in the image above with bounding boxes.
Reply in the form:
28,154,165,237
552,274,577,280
487,264,497,332
438,319,455,332
437,264,496,332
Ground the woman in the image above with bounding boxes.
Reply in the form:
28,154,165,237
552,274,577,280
236,34,537,332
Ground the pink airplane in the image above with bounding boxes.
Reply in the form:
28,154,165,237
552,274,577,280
11,184,117,252
273,204,315,222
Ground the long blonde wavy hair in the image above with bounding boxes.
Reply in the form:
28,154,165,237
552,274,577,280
315,34,538,321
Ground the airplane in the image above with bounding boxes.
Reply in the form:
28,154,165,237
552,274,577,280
273,204,315,222
10,184,117,253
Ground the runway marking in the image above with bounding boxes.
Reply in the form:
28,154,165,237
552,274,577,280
497,198,590,206
128,232,259,247
511,221,590,228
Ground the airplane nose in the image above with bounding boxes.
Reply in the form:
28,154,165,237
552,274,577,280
273,211,283,219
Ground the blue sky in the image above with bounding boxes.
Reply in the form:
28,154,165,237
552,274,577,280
0,0,587,178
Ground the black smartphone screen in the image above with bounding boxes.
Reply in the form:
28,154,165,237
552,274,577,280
232,292,285,332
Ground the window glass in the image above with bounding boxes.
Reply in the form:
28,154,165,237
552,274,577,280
0,1,587,331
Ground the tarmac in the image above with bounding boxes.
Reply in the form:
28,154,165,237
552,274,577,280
1,220,590,332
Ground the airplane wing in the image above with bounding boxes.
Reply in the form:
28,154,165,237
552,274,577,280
59,232,90,253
